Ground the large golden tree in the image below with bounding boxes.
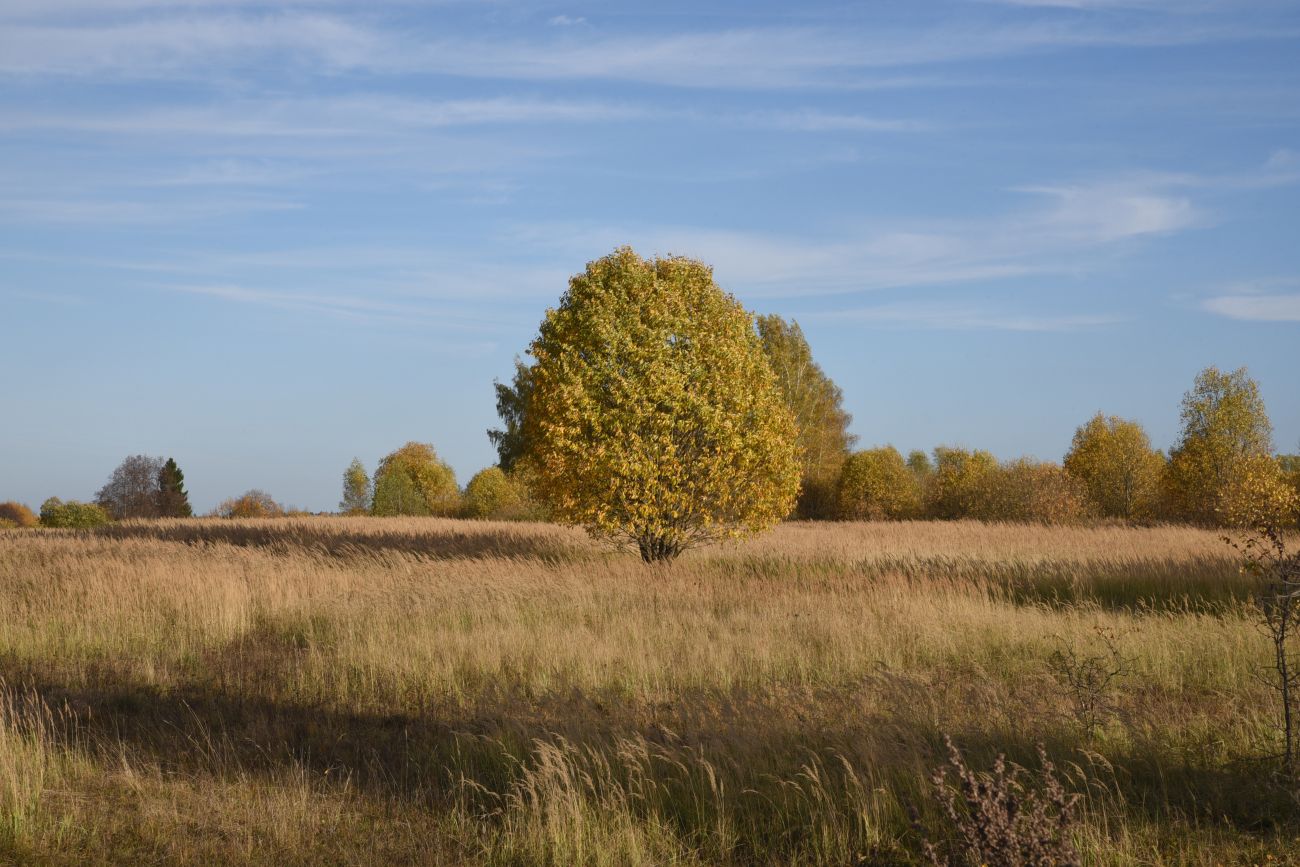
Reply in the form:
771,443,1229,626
522,248,800,562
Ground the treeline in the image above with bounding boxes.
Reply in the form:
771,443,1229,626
486,314,1298,529
827,366,1297,528
0,455,193,529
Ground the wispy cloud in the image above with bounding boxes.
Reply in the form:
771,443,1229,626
2,13,1294,86
0,96,651,137
729,109,928,132
168,283,511,331
0,195,301,223
1201,278,1300,322
0,13,382,77
1015,180,1200,243
1202,293,1300,322
514,173,1205,297
802,301,1120,331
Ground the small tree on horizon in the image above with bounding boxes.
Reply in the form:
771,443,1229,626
96,454,165,520
156,457,193,518
1063,413,1165,521
371,442,459,516
339,458,372,514
1166,366,1274,525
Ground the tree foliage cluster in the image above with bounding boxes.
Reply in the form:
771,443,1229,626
4,250,1291,554
38,497,111,528
215,490,284,519
0,501,38,528
518,249,800,560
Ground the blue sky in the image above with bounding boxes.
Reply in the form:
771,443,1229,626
1,0,1297,512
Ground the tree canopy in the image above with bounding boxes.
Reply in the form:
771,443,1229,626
371,442,459,517
836,446,920,521
215,490,283,519
96,455,165,519
462,466,527,520
339,458,372,514
1063,414,1165,521
925,447,998,520
521,247,800,561
156,457,193,518
1166,366,1274,524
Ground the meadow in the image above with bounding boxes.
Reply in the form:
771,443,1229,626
0,517,1294,864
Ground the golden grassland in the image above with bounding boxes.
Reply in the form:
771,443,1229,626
0,517,1295,864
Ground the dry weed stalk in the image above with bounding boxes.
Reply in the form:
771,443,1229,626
1046,624,1132,733
919,735,1081,867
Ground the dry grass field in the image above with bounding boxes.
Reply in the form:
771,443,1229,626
0,517,1295,864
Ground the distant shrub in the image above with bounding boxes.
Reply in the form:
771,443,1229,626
924,447,999,520
977,459,1094,525
0,519,16,530
463,467,521,519
39,497,111,528
837,447,921,520
215,490,284,519
0,501,38,528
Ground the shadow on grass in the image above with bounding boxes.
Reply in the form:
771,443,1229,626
2,632,1294,855
91,519,594,565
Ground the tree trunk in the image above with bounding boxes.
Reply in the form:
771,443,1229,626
637,535,682,563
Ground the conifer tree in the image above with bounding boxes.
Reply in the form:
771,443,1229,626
156,457,193,518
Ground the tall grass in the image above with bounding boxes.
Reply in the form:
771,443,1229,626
0,518,1293,863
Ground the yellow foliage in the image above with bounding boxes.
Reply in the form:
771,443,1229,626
925,447,998,520
462,467,545,521
372,442,459,517
1063,413,1165,521
521,248,800,561
836,447,921,520
755,315,854,518
979,458,1094,525
1165,367,1275,525
0,502,37,528
216,490,283,519
1218,454,1300,529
